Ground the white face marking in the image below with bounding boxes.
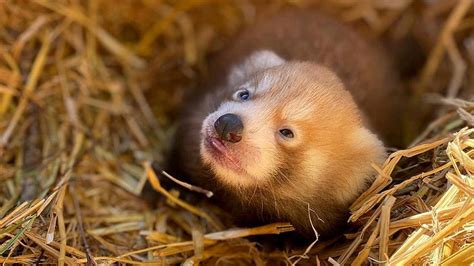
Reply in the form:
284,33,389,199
200,99,280,187
255,73,276,94
228,50,285,87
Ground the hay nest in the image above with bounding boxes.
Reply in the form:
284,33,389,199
1,0,474,265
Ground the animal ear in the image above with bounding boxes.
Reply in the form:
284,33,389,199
228,50,285,86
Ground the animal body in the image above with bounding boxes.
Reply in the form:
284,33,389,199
170,8,404,237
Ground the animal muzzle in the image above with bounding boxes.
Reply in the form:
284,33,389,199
214,113,243,143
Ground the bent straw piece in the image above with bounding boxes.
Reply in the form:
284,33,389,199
144,161,222,230
161,171,214,198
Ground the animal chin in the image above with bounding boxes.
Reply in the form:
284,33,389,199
204,136,242,171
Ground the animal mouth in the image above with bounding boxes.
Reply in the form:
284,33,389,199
204,136,241,170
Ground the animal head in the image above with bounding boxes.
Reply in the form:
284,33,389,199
200,50,385,202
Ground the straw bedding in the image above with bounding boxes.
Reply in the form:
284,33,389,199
0,0,473,265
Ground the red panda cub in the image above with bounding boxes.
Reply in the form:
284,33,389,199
171,8,403,237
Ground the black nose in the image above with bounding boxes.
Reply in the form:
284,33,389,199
214,113,243,143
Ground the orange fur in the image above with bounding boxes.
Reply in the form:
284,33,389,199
170,8,403,237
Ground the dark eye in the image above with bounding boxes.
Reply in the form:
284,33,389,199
236,89,250,101
279,129,294,138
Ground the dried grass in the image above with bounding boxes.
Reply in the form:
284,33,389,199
0,0,473,265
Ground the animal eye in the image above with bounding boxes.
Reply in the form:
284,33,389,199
235,89,250,101
279,128,294,138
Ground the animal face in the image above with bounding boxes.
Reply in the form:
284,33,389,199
200,52,385,198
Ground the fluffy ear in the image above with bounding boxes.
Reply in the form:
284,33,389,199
228,50,285,86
